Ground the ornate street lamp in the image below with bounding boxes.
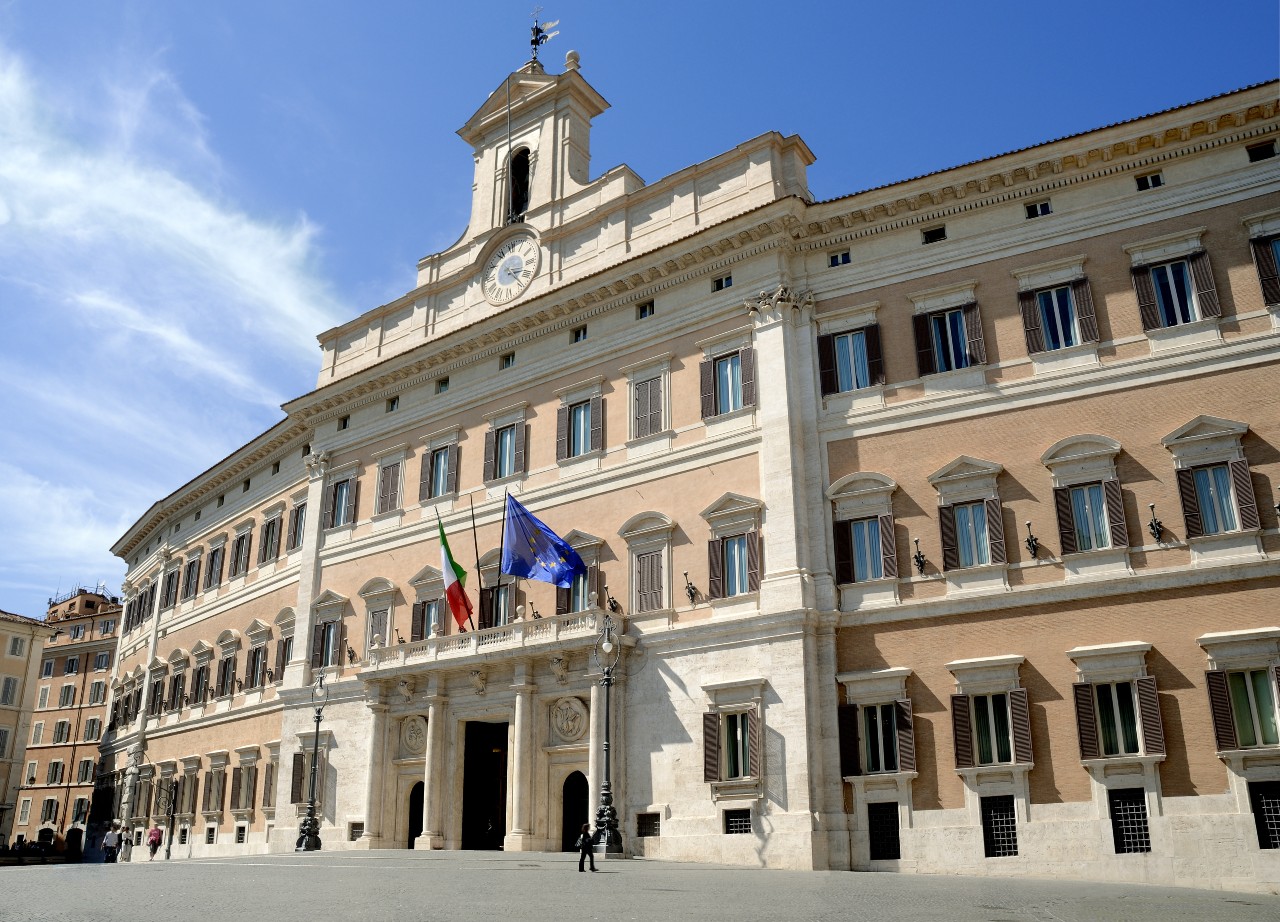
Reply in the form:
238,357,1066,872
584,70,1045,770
592,605,623,858
295,676,329,852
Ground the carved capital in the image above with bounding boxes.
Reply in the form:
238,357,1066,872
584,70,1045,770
304,451,330,482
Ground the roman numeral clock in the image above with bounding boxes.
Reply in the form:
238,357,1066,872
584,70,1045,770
481,232,541,305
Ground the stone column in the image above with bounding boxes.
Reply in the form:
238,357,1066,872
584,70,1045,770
809,615,849,870
587,677,603,821
506,664,535,849
287,451,331,689
360,695,388,846
419,679,446,849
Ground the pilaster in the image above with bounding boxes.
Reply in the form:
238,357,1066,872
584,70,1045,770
360,692,389,846
419,675,446,849
287,452,331,688
505,662,536,849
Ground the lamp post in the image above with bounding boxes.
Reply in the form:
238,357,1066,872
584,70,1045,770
295,676,329,852
592,605,623,858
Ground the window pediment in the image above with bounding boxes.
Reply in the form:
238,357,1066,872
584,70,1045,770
908,280,977,314
1067,641,1151,682
946,655,1024,695
216,629,242,652
245,619,272,642
1123,227,1207,267
313,589,349,620
619,511,675,543
928,456,1002,505
166,648,190,667
700,493,763,538
358,578,398,605
1040,435,1121,487
1196,627,1280,671
274,608,295,634
1011,255,1087,291
827,473,896,521
561,529,603,550
1161,415,1249,466
408,564,444,587
837,666,912,705
190,639,213,660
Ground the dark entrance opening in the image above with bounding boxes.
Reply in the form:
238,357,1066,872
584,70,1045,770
561,771,589,851
461,721,508,850
507,148,530,223
407,781,424,849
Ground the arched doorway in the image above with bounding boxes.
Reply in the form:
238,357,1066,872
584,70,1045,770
407,782,424,849
561,771,588,851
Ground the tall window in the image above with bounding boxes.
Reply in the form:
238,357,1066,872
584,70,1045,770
491,584,511,627
245,646,267,689
1095,681,1141,756
971,694,1013,765
330,480,353,528
863,703,899,773
849,518,883,582
161,570,179,608
63,657,78,675
1192,465,1237,535
494,425,516,479
229,532,252,578
724,713,751,779
181,556,200,600
428,447,450,498
89,681,106,704
287,503,307,551
191,664,210,703
1036,286,1077,351
318,621,341,667
258,516,282,562
930,309,969,372
1070,484,1110,551
1151,260,1197,326
0,676,17,706
60,682,77,708
1229,669,1279,748
569,570,591,613
83,718,101,741
94,652,110,671
375,462,401,515
507,148,530,223
568,401,590,457
834,330,871,392
955,502,990,568
204,546,225,589
715,353,742,414
723,535,749,597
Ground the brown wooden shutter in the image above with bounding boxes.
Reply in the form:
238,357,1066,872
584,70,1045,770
894,699,916,772
1008,688,1033,764
375,464,393,514
514,424,527,473
555,405,569,461
589,396,604,452
244,766,257,810
878,514,898,579
1229,459,1261,530
478,589,494,630
951,694,974,768
832,520,853,585
204,771,214,810
1205,670,1238,752
1072,682,1100,760
745,531,760,592
1135,676,1166,755
837,703,861,776
410,602,426,642
1071,278,1100,343
747,710,761,779
337,621,347,666
1018,290,1046,354
446,444,459,494
1175,467,1203,538
739,346,756,408
286,507,298,549
702,712,721,783
1131,266,1160,331
290,752,305,804
699,358,716,419
274,638,286,678
230,768,242,810
939,504,958,571
321,482,335,529
963,303,987,365
1102,479,1129,548
635,553,650,613
1188,250,1221,318
633,379,650,439
555,585,570,615
864,323,885,386
1249,236,1280,305
243,652,254,684
419,451,432,502
310,624,324,669
985,499,1006,564
257,525,268,564
1053,486,1078,555
817,333,838,395
648,376,663,433
912,313,936,377
707,539,724,599
343,477,358,525
262,763,274,808
482,429,496,482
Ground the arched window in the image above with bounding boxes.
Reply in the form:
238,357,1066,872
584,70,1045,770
507,148,530,224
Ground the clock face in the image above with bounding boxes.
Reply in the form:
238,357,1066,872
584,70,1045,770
482,234,541,305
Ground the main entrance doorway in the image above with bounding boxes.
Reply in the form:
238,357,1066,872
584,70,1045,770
561,771,589,851
407,782,424,849
461,721,509,850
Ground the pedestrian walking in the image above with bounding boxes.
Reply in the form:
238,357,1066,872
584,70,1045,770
576,823,597,872
102,825,120,864
146,823,163,860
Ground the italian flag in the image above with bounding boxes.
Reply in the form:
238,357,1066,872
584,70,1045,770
437,513,473,630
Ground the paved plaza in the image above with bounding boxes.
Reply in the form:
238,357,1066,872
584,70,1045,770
2,850,1278,922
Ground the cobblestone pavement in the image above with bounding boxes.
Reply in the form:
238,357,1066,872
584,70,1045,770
3,850,1278,922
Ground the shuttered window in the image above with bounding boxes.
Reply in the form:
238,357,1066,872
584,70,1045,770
204,546,225,589
488,424,521,480
635,552,663,613
1054,480,1127,555
863,703,898,773
421,446,454,501
913,304,986,376
324,476,358,529
1248,236,1280,306
258,517,281,563
1175,460,1259,538
1207,668,1279,751
954,502,989,568
181,556,201,601
723,535,749,597
632,377,663,438
1074,677,1164,759
700,347,756,419
1132,251,1220,331
817,325,885,396
703,710,761,782
228,532,252,578
1016,281,1100,355
376,462,401,515
286,503,307,551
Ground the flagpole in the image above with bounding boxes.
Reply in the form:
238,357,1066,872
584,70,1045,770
495,490,510,622
463,498,479,633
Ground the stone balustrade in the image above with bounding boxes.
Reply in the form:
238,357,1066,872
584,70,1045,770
363,609,606,671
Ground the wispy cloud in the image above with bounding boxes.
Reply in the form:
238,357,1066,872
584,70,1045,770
0,44,346,616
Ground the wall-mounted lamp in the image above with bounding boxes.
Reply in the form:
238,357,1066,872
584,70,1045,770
1147,503,1164,542
912,538,927,575
683,571,697,604
529,605,541,620
181,694,189,707
603,585,621,614
395,629,405,645
1024,522,1039,559
235,678,243,692
346,645,357,665
265,669,274,683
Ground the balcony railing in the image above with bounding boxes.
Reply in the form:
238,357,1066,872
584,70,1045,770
365,609,605,670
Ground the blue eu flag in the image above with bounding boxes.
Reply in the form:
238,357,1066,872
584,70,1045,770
500,494,587,588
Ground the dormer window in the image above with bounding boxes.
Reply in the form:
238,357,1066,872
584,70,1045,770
507,148,530,224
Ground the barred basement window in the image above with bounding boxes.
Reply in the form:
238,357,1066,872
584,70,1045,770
205,826,216,845
723,808,752,835
866,802,901,860
348,822,365,842
1108,787,1151,854
235,825,247,844
636,813,661,838
1249,781,1280,850
980,795,1018,857
179,827,189,845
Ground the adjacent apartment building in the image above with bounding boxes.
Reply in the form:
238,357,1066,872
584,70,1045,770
0,609,55,845
100,52,1280,891
8,588,119,853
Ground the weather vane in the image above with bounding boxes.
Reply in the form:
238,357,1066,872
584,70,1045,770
529,8,559,62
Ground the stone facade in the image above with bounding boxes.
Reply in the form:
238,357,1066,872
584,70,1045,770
0,607,56,845
100,54,1280,891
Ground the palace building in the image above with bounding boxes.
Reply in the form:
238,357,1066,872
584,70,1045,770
101,52,1280,891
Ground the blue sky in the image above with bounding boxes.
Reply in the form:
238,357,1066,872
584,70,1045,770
0,0,1275,618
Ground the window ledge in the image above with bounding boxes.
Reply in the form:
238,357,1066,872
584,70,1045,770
625,429,675,461
557,449,603,478
1081,753,1165,775
321,522,356,547
710,778,762,802
955,762,1033,782
1062,547,1132,582
824,383,886,414
370,508,403,533
1030,341,1100,376
838,580,899,611
707,592,759,615
703,406,755,439
1188,530,1264,567
485,474,524,500
922,365,987,395
1146,316,1222,354
943,564,1009,596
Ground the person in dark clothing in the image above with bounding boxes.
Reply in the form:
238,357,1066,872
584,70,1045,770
576,823,597,872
